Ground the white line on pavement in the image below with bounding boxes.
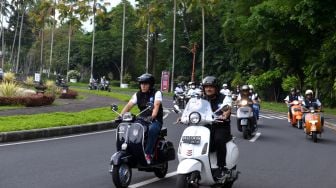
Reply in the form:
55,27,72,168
249,132,261,142
0,129,116,147
129,171,177,188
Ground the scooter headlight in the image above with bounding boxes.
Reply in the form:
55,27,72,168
189,112,201,124
241,100,248,106
122,112,133,121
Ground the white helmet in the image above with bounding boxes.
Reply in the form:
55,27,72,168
305,89,313,95
222,83,228,87
248,84,254,90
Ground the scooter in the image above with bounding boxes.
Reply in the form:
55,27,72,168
288,100,303,129
109,103,175,188
175,92,186,109
173,96,239,188
303,107,323,143
236,99,257,139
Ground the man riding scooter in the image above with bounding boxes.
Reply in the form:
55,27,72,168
302,89,324,126
284,88,303,123
120,73,163,164
202,76,232,179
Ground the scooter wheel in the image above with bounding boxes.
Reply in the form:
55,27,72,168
312,132,318,143
242,126,249,139
176,174,190,188
112,163,132,188
154,161,168,178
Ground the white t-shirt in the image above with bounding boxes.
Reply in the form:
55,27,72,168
130,91,163,104
220,88,231,96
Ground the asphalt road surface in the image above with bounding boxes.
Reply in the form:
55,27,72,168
1,99,336,188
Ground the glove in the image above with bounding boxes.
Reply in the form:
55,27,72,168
115,115,122,123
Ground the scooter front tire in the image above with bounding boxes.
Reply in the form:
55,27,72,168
154,161,168,178
112,163,132,188
176,174,195,188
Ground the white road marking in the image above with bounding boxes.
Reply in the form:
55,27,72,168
0,129,116,147
249,132,261,142
129,171,177,188
163,109,170,119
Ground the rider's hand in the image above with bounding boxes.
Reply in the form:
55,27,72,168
115,115,122,123
174,117,181,124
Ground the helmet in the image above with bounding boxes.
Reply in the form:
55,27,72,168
241,85,249,91
305,89,313,95
248,85,254,90
202,76,219,89
137,73,155,88
188,81,195,86
290,88,296,92
222,83,228,87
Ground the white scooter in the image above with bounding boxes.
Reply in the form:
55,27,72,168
236,99,257,139
174,96,239,188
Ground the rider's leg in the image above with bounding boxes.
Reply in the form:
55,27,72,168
145,120,162,164
213,125,232,178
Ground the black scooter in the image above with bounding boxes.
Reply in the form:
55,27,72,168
109,103,175,188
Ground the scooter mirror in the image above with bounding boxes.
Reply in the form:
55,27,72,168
111,104,118,111
173,105,181,113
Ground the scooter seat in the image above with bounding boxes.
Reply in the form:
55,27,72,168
160,127,167,137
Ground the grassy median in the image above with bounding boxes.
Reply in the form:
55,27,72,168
0,106,140,132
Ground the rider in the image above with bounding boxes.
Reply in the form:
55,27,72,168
187,81,201,96
284,88,302,122
302,89,324,126
173,83,184,102
220,83,231,97
120,73,164,165
249,85,261,120
202,76,232,179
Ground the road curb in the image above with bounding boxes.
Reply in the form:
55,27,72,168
0,121,117,143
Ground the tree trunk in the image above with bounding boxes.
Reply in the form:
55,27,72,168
16,8,25,73
9,10,20,69
40,29,44,75
201,7,205,80
66,23,72,81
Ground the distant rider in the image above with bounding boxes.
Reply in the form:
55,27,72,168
302,89,324,126
120,73,163,164
173,83,184,102
284,88,303,122
220,83,231,97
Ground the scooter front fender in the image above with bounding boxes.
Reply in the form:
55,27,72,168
110,151,129,166
177,159,202,174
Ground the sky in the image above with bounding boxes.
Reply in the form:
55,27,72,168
83,0,136,32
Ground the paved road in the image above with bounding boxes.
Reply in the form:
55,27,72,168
1,98,336,188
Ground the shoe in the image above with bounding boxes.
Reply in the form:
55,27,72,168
214,167,227,179
145,154,152,165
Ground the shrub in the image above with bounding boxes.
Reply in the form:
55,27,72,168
24,94,56,107
24,76,35,86
0,81,20,97
3,72,16,82
59,89,78,99
67,70,80,80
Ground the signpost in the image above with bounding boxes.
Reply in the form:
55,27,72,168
161,71,170,92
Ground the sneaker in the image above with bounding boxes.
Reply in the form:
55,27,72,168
145,154,152,165
214,167,227,179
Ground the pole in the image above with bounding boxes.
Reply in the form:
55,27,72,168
90,0,96,80
146,4,150,73
120,0,125,87
201,7,205,80
170,0,176,92
191,43,196,82
48,0,56,78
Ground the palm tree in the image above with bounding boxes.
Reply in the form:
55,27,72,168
48,0,57,78
186,0,218,79
58,0,90,81
29,0,53,75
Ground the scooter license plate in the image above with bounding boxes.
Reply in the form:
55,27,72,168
241,119,248,125
182,136,201,144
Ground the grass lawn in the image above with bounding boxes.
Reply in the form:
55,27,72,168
0,106,140,132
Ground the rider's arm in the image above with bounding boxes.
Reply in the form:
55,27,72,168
120,94,136,115
151,91,163,119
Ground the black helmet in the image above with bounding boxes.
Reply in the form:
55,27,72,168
202,76,219,89
137,73,155,88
